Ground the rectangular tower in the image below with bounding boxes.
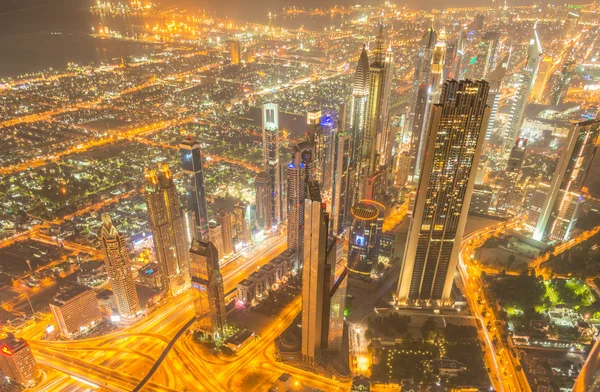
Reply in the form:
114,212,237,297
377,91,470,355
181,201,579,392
262,103,282,228
396,80,490,307
180,137,210,241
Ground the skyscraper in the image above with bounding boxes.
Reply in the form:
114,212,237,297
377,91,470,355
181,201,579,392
349,45,370,168
307,114,337,193
189,240,227,339
180,137,210,241
302,181,330,366
361,25,393,189
504,26,542,150
484,55,509,141
208,221,224,260
216,208,234,258
255,171,273,232
410,26,437,181
533,120,600,242
144,164,191,297
0,334,39,387
99,213,140,317
262,103,283,228
287,146,308,268
396,80,490,306
331,131,352,236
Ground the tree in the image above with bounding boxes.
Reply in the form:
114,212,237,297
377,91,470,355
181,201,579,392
420,316,438,341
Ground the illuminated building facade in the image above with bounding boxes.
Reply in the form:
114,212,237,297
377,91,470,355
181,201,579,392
255,171,273,232
349,45,369,170
504,27,542,150
0,334,39,387
216,208,234,258
180,137,210,241
485,55,508,141
189,240,227,339
287,146,308,269
347,200,385,277
229,40,241,65
144,164,191,296
396,80,490,306
307,112,337,193
331,132,352,236
262,103,283,228
208,221,224,261
99,213,140,317
533,120,600,242
49,285,102,339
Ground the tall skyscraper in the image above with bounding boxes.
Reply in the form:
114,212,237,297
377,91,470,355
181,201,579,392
262,103,283,228
500,138,528,211
255,171,273,232
208,221,224,260
287,146,308,268
410,26,437,181
361,25,393,189
229,40,241,65
302,181,339,366
189,240,227,339
484,55,509,141
0,334,39,387
180,137,210,241
331,132,352,236
307,114,337,193
99,213,140,317
504,26,542,149
144,164,191,297
531,55,553,103
533,120,600,242
396,80,490,306
349,45,370,168
216,209,234,258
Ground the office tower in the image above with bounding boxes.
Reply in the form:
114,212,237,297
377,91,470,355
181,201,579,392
349,45,370,168
233,201,251,246
532,56,553,103
208,221,224,260
485,56,509,141
500,138,528,210
0,334,39,387
410,26,437,181
452,31,467,80
504,27,542,149
362,25,393,185
189,240,227,339
331,132,352,236
347,200,385,277
378,43,395,168
229,40,241,65
396,80,490,306
328,267,348,351
394,151,412,188
180,137,209,241
302,181,328,365
262,103,283,228
49,285,102,339
216,209,234,258
533,120,600,242
255,171,273,232
144,164,191,297
287,146,308,268
307,114,337,193
99,213,140,317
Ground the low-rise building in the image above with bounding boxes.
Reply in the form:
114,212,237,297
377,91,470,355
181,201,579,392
49,285,102,339
138,263,161,289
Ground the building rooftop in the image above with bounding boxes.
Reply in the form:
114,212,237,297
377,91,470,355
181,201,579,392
51,284,93,306
226,328,254,346
0,333,28,354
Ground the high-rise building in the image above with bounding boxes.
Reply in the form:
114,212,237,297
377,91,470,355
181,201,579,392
216,209,234,258
331,132,352,236
563,11,580,40
287,146,308,268
144,164,191,297
452,31,467,80
484,55,509,141
189,240,227,339
347,200,385,277
361,25,393,188
504,27,542,149
531,56,553,103
328,267,348,352
533,120,600,242
410,27,437,181
262,103,283,228
180,137,210,241
394,151,412,188
466,32,502,80
255,171,273,232
208,221,224,261
233,201,251,246
349,45,370,169
500,138,528,211
229,40,241,65
307,114,337,193
0,334,39,387
396,80,490,306
99,213,140,317
49,285,102,339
